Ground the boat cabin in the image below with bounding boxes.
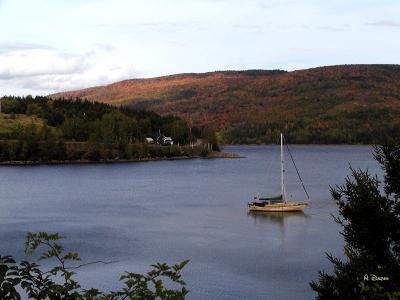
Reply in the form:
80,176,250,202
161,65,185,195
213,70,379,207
253,195,284,205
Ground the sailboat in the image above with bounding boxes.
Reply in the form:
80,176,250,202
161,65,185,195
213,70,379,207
248,133,309,212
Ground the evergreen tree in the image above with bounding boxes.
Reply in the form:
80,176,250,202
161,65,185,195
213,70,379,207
310,142,400,299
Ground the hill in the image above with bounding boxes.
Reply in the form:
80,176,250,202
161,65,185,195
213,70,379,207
52,65,400,144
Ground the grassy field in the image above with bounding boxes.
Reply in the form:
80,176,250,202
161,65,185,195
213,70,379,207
0,113,45,135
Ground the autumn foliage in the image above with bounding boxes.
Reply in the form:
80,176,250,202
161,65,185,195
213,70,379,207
53,65,400,144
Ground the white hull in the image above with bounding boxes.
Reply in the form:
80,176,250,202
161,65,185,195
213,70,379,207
248,202,308,212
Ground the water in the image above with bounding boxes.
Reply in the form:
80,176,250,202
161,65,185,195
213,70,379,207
0,145,381,299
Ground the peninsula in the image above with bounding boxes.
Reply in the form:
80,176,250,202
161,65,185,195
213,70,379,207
0,96,227,164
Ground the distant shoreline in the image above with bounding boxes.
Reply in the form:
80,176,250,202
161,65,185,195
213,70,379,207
0,152,242,166
225,143,375,146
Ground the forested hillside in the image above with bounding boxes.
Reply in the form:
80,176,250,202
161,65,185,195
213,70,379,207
0,96,218,163
53,65,400,144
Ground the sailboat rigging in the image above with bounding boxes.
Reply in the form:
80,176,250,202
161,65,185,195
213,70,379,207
248,133,309,212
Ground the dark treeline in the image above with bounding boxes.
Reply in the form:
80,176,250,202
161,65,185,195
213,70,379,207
0,96,219,163
224,106,400,145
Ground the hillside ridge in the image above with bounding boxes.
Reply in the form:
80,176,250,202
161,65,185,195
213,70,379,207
52,64,400,144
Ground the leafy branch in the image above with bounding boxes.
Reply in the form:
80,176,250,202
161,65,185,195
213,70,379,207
1,232,189,300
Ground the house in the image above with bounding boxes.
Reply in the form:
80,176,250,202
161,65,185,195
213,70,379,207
155,131,174,145
163,137,173,145
145,137,154,144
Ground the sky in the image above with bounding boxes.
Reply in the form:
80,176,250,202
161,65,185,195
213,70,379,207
0,0,399,96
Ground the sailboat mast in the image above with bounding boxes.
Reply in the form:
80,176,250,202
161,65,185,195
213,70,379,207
281,133,286,203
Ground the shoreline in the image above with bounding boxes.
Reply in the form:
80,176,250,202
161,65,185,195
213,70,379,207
0,152,243,166
225,143,375,147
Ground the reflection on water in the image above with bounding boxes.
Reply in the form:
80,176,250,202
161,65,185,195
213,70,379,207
247,211,312,248
248,211,309,225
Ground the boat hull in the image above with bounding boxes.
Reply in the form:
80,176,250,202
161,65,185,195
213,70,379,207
248,202,308,212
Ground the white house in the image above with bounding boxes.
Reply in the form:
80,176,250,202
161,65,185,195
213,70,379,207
163,137,173,145
145,137,154,144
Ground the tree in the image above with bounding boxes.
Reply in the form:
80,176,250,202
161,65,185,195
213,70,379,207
167,120,189,144
0,96,205,162
26,103,43,116
20,123,40,161
62,117,90,141
310,142,400,299
0,232,189,299
201,126,220,151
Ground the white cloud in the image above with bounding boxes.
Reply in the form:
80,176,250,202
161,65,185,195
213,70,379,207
1,0,400,95
0,49,85,79
0,42,52,54
367,20,400,27
0,46,136,95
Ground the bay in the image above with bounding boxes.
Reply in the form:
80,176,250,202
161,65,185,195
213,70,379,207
0,145,381,299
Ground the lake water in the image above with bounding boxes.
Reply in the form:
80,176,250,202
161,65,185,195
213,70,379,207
0,145,381,299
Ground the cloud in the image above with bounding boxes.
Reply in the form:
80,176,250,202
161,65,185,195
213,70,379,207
232,24,268,34
0,42,53,54
167,40,185,47
317,26,344,32
92,43,116,52
366,20,400,27
0,47,136,95
0,49,86,79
